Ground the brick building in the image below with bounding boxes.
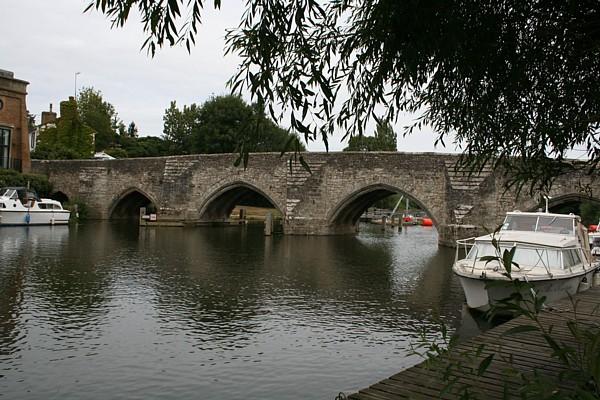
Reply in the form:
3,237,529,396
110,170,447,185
0,69,30,172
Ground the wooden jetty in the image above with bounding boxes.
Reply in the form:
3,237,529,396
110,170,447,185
347,287,600,399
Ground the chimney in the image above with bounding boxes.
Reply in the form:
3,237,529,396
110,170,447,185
41,103,57,125
60,97,77,121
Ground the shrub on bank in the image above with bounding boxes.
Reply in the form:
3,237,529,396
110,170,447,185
63,198,89,221
0,169,53,197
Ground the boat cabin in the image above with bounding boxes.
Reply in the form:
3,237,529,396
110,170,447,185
465,240,584,271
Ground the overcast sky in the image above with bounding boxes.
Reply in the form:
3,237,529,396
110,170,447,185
1,0,455,153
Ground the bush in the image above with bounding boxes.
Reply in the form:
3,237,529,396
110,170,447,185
63,198,89,221
0,169,53,197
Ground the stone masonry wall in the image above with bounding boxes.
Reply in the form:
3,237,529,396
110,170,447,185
31,152,600,247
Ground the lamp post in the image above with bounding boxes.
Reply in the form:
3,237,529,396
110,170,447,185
74,72,81,98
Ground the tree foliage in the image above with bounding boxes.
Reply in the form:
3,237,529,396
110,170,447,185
344,122,397,151
0,169,53,197
108,136,172,158
31,98,94,160
162,95,305,155
162,101,198,155
77,87,119,151
87,0,600,193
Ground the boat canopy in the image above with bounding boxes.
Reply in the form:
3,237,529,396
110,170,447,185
0,187,40,202
501,212,578,235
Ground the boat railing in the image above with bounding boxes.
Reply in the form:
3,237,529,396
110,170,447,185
455,237,477,267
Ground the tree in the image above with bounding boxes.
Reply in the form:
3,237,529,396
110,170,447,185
88,0,600,193
162,101,198,155
579,201,600,226
31,98,94,160
77,87,120,151
344,122,397,152
162,95,304,155
127,121,138,138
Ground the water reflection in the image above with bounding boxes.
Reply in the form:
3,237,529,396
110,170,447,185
0,222,474,399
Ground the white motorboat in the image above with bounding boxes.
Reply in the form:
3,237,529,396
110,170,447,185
0,187,70,225
453,211,599,311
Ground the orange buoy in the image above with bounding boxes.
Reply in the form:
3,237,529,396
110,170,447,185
589,224,598,233
421,217,433,226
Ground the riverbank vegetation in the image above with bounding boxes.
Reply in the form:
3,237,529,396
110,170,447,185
0,169,52,197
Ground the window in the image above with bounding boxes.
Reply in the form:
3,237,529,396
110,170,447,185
502,214,575,235
467,243,563,268
0,127,10,169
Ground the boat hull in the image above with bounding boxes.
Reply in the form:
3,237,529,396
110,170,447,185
0,210,70,225
457,271,595,312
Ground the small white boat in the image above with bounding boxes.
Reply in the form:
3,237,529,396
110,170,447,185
0,187,70,225
588,222,600,256
453,211,598,311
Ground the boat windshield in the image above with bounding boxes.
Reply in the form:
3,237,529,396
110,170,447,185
0,188,18,200
501,214,575,235
466,243,581,270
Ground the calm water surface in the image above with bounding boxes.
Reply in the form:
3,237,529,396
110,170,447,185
0,222,477,399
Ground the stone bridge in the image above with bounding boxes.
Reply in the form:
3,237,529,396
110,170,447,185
31,152,599,246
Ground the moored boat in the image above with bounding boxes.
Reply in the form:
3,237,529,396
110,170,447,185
0,187,70,225
453,211,599,311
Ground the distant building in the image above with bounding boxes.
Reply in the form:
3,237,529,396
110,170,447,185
34,97,95,159
31,103,58,152
0,69,30,172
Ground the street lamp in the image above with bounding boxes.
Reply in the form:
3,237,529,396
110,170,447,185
74,72,81,98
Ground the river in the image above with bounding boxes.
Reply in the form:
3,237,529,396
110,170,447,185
0,222,480,399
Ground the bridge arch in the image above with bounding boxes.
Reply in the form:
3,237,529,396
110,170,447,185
326,183,439,234
198,181,283,222
49,191,70,204
547,193,600,211
109,187,158,220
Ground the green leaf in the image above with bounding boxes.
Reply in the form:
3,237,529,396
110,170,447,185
477,353,494,376
233,153,242,167
279,134,296,158
299,155,312,174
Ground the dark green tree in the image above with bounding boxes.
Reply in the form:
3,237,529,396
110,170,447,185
579,201,600,226
87,0,600,192
162,101,197,154
194,95,249,153
344,122,397,151
127,121,138,138
162,95,304,155
77,87,120,151
31,98,94,160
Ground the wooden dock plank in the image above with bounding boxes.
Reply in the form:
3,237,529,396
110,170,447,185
346,287,600,399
